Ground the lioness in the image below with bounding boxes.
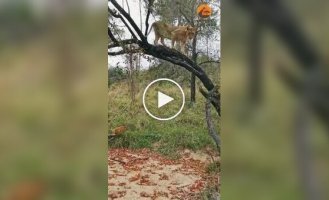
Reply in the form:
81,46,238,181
171,26,197,54
148,21,180,46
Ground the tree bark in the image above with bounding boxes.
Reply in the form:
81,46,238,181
190,31,198,103
191,74,196,102
205,90,221,152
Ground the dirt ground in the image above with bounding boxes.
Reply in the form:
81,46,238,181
108,148,219,200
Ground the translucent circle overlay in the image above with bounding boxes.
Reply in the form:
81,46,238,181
142,78,185,121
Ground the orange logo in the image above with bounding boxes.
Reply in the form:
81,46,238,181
197,3,212,18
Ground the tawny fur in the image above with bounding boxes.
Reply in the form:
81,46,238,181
111,125,127,136
148,21,181,46
147,21,197,54
6,180,46,200
171,26,197,54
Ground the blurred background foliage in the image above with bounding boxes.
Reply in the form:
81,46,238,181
0,0,107,199
0,1,40,45
222,0,329,200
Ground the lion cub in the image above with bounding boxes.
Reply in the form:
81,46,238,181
110,125,127,136
171,26,197,54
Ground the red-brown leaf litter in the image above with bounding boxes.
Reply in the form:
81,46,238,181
108,148,219,200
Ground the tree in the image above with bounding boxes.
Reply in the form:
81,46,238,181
108,0,221,149
233,1,329,199
152,0,221,103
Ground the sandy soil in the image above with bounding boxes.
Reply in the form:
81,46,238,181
108,148,219,200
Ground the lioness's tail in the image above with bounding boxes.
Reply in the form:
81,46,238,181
147,23,155,36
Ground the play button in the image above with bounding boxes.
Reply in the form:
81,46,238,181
143,78,185,121
158,91,174,108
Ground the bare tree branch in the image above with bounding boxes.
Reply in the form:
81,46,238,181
200,86,221,117
108,27,118,44
179,8,193,25
198,60,221,66
109,7,137,40
108,39,138,48
125,0,131,14
144,0,154,36
108,48,143,56
205,87,221,152
276,64,329,129
110,0,147,42
235,0,319,70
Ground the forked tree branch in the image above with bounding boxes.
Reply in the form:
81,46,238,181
108,39,138,48
110,0,147,42
144,0,154,36
109,7,137,40
108,27,118,44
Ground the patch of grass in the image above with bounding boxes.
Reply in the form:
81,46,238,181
108,68,220,157
109,131,162,149
197,185,220,200
206,161,220,174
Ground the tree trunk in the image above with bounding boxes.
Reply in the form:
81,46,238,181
206,92,220,152
190,33,198,103
206,36,209,57
191,74,196,102
128,50,135,105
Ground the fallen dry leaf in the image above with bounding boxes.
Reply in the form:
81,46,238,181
128,173,140,182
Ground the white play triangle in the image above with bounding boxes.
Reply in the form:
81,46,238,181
158,91,174,108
